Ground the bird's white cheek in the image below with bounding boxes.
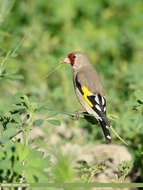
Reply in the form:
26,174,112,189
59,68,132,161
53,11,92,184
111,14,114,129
72,63,81,71
72,64,77,70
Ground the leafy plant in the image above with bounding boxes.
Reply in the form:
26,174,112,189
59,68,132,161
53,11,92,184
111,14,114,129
0,0,143,186
118,161,133,182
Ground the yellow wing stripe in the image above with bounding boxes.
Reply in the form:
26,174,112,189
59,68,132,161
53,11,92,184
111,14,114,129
81,86,94,107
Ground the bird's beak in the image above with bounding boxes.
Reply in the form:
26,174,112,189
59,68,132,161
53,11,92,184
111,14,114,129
60,57,70,64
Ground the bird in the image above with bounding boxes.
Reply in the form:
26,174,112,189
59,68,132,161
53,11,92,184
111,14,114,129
61,51,111,142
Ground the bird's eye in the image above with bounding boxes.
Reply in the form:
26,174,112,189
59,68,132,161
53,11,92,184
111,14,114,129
69,55,76,60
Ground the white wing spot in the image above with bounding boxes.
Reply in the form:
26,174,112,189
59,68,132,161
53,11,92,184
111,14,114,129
102,97,105,105
104,107,106,112
98,117,102,121
106,125,109,129
95,105,101,111
107,135,111,140
95,95,100,104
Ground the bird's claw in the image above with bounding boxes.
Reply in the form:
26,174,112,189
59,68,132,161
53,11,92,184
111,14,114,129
71,110,86,120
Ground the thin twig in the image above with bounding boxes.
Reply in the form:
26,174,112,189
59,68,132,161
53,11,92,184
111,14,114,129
110,126,128,146
43,64,64,79
42,106,129,145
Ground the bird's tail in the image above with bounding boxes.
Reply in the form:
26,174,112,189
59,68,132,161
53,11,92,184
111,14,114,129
99,117,111,142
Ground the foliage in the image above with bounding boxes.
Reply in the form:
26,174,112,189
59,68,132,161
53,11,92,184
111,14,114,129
75,160,106,182
118,161,133,182
0,90,51,183
0,0,143,186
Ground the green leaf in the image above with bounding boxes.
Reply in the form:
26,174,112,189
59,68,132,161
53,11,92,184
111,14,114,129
14,92,24,99
0,160,11,170
23,149,50,182
46,110,60,119
10,104,26,111
0,136,9,144
13,113,21,123
134,90,143,101
0,124,18,143
34,119,44,126
0,124,18,144
13,161,24,173
16,142,30,162
47,119,61,126
6,123,17,133
5,74,24,80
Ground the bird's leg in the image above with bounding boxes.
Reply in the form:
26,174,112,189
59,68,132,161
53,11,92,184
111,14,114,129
74,110,88,120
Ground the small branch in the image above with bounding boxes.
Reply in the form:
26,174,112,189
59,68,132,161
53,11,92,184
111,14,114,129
42,107,128,145
110,126,128,146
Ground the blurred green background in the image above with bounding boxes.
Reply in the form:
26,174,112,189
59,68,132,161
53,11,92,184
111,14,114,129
0,0,143,184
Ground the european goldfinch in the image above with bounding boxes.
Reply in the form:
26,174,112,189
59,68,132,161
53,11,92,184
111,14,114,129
62,51,111,142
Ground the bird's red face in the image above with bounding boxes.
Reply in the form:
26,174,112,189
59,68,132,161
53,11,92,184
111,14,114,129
68,53,76,66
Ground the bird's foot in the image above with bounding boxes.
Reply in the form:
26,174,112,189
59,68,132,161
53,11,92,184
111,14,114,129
74,110,87,120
